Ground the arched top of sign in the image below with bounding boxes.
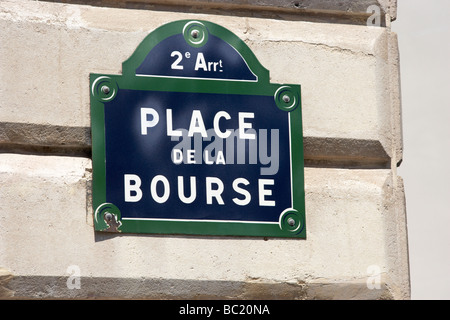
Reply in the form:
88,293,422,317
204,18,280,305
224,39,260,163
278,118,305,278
122,20,270,83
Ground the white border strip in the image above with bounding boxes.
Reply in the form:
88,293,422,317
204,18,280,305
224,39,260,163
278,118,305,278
122,217,278,224
136,73,257,82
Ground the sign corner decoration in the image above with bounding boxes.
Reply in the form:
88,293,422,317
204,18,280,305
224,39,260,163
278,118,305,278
90,20,306,238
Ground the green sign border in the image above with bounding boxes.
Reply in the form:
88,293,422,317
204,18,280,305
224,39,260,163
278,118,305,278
90,20,306,238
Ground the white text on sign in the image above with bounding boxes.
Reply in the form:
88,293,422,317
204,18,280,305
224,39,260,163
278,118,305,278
170,51,223,73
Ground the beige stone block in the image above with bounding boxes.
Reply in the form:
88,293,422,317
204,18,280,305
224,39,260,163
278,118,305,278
44,0,397,21
0,154,409,299
0,1,401,166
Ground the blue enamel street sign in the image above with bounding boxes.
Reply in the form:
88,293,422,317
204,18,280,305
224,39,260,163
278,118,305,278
90,20,305,238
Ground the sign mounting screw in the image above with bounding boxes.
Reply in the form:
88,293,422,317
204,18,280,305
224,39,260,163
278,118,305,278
287,217,295,226
282,95,291,103
104,212,113,222
101,85,110,94
191,30,199,39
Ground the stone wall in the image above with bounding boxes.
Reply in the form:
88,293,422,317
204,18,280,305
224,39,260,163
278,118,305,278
0,0,409,299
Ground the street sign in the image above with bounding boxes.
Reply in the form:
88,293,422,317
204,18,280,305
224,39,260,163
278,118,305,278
90,20,305,238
